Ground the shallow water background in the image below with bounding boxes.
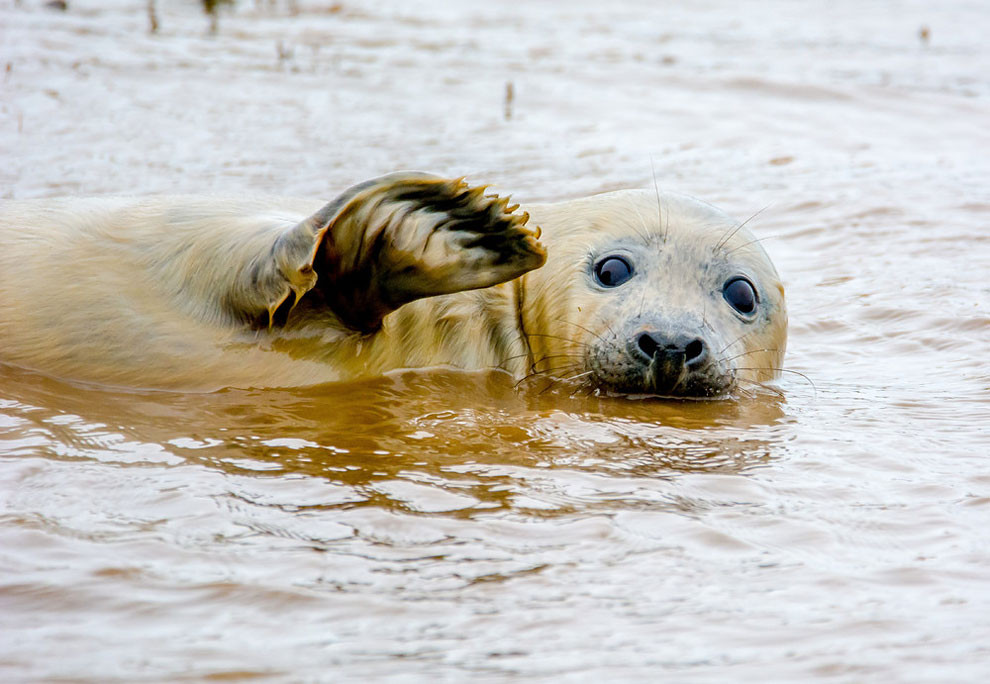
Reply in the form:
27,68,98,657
2,0,989,680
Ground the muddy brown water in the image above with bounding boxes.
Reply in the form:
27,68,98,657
2,0,989,681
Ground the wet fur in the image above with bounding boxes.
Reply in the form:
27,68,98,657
0,176,785,394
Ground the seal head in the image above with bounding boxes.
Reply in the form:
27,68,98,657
520,189,787,398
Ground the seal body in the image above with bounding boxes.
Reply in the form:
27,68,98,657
0,174,786,396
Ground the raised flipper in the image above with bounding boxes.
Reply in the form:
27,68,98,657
228,172,546,332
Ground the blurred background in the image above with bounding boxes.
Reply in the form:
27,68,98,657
5,0,986,207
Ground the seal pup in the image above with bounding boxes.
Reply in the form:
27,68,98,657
0,173,786,395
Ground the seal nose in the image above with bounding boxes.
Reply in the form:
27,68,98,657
635,332,708,369
633,331,710,393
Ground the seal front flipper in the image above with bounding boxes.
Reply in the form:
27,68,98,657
307,172,546,332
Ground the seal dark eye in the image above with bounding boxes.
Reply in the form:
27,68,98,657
723,277,757,315
594,256,633,287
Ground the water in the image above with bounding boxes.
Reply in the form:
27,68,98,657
2,0,989,680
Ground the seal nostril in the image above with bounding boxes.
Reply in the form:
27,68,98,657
634,332,707,370
637,333,659,360
636,333,663,360
685,338,705,365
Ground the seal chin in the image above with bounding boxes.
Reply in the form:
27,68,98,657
588,326,736,398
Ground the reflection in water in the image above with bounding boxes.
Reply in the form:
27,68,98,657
0,362,803,681
0,364,788,521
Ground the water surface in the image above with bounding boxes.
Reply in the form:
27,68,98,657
2,0,989,680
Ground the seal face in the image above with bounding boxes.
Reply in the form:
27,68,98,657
520,190,787,398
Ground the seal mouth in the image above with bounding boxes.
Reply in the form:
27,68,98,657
585,329,735,399
588,366,735,399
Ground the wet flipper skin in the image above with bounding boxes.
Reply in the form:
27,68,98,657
238,172,546,332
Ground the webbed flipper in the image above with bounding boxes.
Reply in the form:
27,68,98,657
307,172,545,332
226,172,545,332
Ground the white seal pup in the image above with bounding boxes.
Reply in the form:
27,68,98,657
0,173,786,396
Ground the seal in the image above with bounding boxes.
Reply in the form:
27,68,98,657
0,173,786,396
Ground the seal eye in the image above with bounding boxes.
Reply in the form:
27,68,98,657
723,277,758,315
594,256,633,287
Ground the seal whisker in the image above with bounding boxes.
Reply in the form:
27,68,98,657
627,195,658,245
500,351,532,363
514,368,554,389
560,367,593,380
556,318,610,346
600,320,621,350
726,234,781,255
514,360,584,389
532,353,583,369
733,376,786,400
736,367,816,395
524,333,591,349
565,371,596,397
719,331,756,356
504,351,582,369
735,386,757,400
722,347,781,364
714,204,772,253
725,372,756,399
649,157,668,244
540,368,594,395
543,362,586,379
532,364,586,395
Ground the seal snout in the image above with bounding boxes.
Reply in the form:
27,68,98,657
626,328,717,396
634,332,708,370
